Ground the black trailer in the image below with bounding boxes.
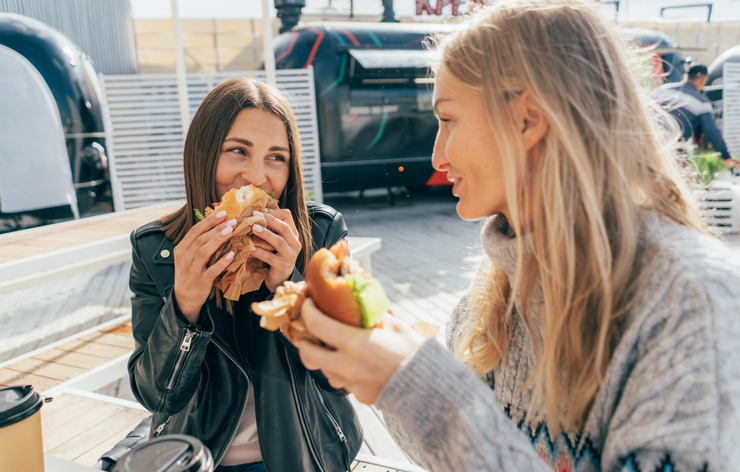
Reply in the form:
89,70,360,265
274,21,455,192
0,13,110,219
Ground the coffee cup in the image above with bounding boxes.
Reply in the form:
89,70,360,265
0,385,47,472
113,434,213,472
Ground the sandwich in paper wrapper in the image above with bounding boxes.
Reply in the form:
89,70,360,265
204,184,279,302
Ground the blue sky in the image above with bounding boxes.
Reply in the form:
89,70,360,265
129,0,740,22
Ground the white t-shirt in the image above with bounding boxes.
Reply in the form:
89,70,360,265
221,383,262,466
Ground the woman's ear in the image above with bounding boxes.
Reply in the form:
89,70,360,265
515,91,549,153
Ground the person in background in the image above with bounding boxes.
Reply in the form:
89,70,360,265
652,63,738,166
127,76,361,472
292,1,740,471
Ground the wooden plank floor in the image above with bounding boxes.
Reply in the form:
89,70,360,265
0,201,182,264
0,322,134,391
41,393,150,467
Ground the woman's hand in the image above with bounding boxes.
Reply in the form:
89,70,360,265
250,209,302,292
173,210,237,323
295,298,427,405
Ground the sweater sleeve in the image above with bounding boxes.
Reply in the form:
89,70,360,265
376,340,550,471
376,292,549,471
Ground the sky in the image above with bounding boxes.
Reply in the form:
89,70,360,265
129,0,740,22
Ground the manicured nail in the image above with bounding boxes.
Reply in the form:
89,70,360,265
253,224,263,233
216,210,227,218
253,211,264,218
225,251,235,260
226,218,237,227
221,225,233,236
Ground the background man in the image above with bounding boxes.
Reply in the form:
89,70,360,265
652,64,736,166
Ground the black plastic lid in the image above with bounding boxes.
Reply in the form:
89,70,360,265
0,385,43,428
114,434,213,472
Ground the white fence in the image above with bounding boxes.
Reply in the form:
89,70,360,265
99,68,322,211
696,182,740,234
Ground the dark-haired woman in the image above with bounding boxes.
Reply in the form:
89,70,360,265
127,77,362,472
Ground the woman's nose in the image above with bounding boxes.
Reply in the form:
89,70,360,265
241,161,267,187
431,130,449,172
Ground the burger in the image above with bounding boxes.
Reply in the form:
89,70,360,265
251,240,391,341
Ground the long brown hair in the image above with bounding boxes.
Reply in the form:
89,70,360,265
439,0,705,431
160,76,313,274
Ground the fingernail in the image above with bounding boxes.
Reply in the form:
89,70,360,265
227,218,237,227
251,245,257,252
253,224,263,233
253,210,264,218
221,225,233,236
216,210,227,218
225,251,235,260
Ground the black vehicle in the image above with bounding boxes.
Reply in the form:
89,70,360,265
274,21,455,192
0,13,110,219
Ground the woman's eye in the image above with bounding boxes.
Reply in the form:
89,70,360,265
269,154,288,163
228,148,246,155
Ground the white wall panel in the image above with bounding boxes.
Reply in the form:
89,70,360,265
100,68,323,211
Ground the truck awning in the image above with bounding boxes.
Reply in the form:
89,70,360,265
349,49,439,70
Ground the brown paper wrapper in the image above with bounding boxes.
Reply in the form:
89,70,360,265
210,194,280,303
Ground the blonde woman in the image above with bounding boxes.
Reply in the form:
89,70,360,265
293,1,740,471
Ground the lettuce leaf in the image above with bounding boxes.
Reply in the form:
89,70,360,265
348,273,390,328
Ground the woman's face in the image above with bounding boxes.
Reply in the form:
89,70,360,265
432,68,509,221
215,108,291,200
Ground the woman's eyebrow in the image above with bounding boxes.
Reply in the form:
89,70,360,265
224,137,252,146
433,98,453,114
270,146,290,153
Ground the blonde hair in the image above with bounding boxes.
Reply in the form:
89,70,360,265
440,0,705,431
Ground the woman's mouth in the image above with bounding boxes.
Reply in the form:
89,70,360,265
451,177,462,196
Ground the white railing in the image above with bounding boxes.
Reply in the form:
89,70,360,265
99,68,323,211
695,176,740,234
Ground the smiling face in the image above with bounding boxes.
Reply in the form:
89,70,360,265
432,68,509,221
215,108,291,200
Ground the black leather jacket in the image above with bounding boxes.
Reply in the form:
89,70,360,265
128,202,363,472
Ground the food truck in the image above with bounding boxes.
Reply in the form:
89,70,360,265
274,21,455,192
0,13,110,220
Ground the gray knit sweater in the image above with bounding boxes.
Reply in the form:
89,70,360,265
376,213,740,472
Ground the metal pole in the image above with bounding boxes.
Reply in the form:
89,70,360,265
171,0,190,134
262,0,276,86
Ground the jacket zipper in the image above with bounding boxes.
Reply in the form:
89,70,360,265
166,328,197,390
152,416,171,437
284,347,326,472
313,380,351,471
211,340,250,469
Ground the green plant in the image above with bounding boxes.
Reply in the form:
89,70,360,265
689,151,724,187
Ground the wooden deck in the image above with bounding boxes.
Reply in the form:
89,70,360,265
0,321,150,467
0,201,182,265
